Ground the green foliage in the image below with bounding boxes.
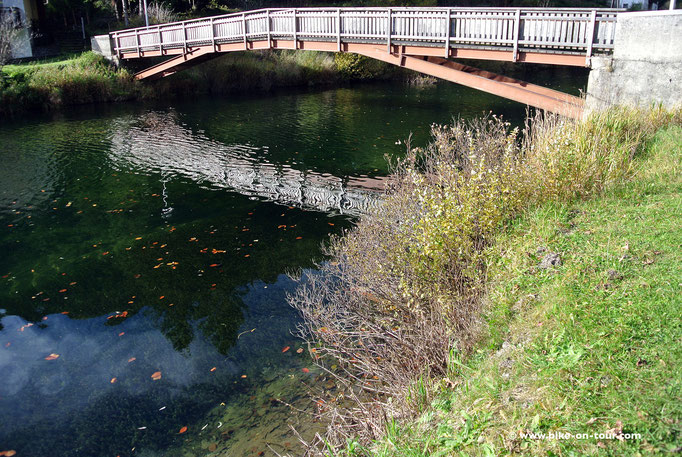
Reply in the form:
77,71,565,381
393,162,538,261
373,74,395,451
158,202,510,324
333,52,393,80
290,107,682,454
349,121,682,456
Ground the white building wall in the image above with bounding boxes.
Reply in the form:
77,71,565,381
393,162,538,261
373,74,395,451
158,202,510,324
1,0,34,58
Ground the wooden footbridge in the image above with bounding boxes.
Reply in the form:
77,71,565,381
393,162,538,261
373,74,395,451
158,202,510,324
108,7,621,117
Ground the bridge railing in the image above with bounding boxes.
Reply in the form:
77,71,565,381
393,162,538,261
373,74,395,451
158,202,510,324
111,7,620,63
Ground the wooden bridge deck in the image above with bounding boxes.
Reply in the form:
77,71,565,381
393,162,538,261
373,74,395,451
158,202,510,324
109,7,622,117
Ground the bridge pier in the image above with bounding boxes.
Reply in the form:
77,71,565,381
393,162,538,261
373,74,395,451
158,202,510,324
586,10,682,113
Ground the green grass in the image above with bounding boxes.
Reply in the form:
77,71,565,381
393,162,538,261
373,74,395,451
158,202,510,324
0,52,141,116
338,125,682,456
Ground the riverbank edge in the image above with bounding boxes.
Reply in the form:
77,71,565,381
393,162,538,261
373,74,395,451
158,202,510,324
288,108,682,456
0,50,403,118
357,124,682,456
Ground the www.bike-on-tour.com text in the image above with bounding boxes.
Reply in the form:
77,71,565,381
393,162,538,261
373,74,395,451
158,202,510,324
515,431,641,441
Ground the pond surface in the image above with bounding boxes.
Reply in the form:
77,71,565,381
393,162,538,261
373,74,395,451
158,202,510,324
0,68,586,457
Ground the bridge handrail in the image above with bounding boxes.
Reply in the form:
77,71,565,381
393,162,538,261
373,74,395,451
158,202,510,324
110,7,622,63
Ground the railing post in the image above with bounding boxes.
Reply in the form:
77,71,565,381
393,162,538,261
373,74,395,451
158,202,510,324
182,22,187,54
136,31,141,58
293,9,298,49
266,9,271,49
242,12,247,49
512,9,521,62
444,9,451,58
585,10,597,67
336,8,341,52
386,8,392,54
157,26,162,53
209,17,216,53
115,34,121,58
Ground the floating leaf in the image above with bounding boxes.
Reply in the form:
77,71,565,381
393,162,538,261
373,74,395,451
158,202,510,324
128,357,136,363
209,264,219,267
0,450,17,456
210,367,217,372
135,237,142,240
295,237,303,240
281,346,290,353
241,375,247,378
44,353,60,361
301,368,310,373
296,348,303,354
110,377,117,383
178,426,188,434
151,371,162,381
118,332,125,337
59,289,67,293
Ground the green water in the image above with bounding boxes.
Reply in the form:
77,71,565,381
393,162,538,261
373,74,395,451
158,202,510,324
0,70,586,457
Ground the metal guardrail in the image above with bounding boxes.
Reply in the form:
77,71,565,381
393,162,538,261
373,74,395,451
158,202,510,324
110,7,620,62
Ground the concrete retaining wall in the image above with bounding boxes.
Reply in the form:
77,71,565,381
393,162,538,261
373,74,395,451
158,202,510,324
586,10,682,112
91,35,117,63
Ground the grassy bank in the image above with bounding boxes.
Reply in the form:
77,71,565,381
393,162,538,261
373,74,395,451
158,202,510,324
0,50,395,117
348,124,682,456
288,108,682,455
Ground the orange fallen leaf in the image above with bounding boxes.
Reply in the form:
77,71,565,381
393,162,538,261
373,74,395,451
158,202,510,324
210,367,217,372
209,264,219,267
295,237,303,240
328,223,335,226
102,252,109,256
296,348,303,354
0,450,17,456
135,237,142,240
45,353,60,361
241,375,247,378
128,357,136,363
118,332,125,337
302,368,310,373
110,377,117,383
281,346,290,353
59,289,67,293
244,255,250,258
69,281,77,286
151,371,162,380
178,426,188,434
159,296,165,300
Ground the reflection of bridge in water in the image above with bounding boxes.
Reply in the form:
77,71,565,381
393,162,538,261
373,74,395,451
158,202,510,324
108,112,384,216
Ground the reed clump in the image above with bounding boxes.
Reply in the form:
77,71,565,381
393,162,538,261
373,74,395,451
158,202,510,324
288,107,682,451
